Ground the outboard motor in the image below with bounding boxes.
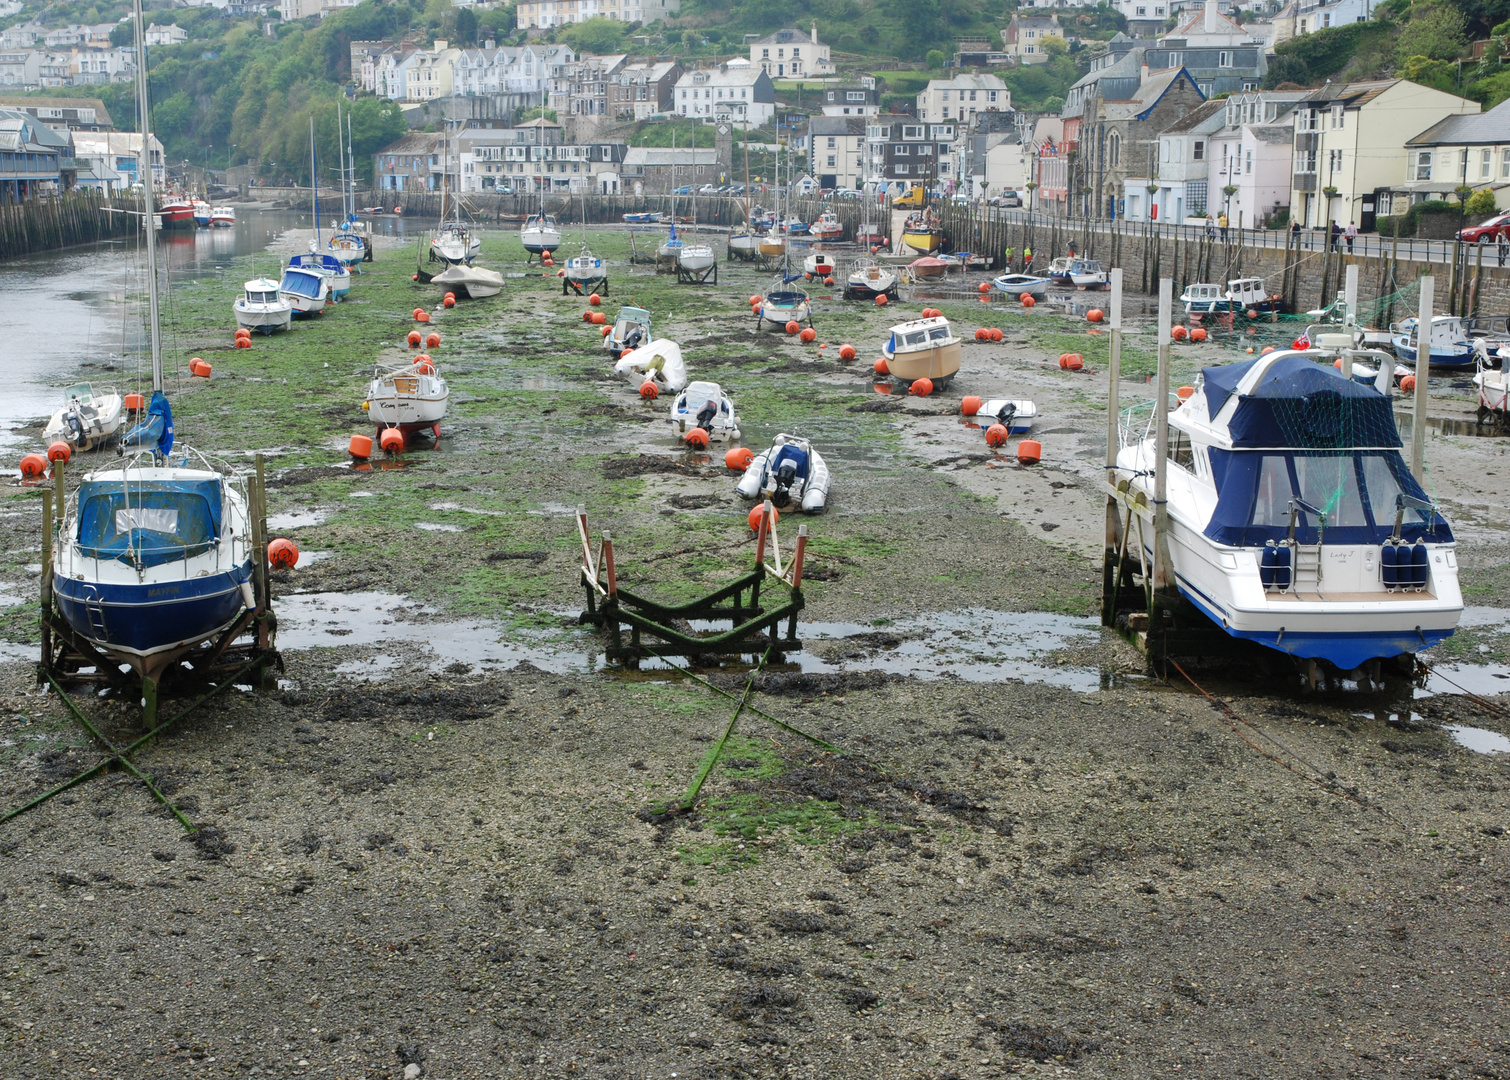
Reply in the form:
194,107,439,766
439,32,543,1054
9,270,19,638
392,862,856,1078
65,407,86,441
624,325,645,351
770,458,799,506
695,400,718,432
992,402,1017,429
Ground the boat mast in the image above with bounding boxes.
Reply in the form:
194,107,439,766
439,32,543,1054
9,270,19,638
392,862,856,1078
335,98,345,227
346,111,357,223
742,120,750,230
130,0,161,391
309,116,320,247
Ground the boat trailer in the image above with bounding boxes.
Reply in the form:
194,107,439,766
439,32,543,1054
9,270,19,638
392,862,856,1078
577,503,807,664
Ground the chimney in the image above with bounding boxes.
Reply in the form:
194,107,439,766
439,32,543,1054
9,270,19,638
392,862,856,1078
485,38,495,50
434,39,447,51
811,20,818,44
1141,62,1149,81
1204,0,1217,34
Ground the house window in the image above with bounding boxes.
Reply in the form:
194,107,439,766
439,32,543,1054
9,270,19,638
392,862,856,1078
1503,149,1510,179
1136,4,1145,12
903,125,923,139
847,91,864,101
1322,12,1331,26
896,163,909,174
988,91,997,102
827,155,835,167
1482,148,1492,179
1243,81,1257,91
827,137,836,148
918,144,932,156
895,145,909,156
1414,151,1431,181
1245,149,1253,174
1328,149,1342,172
941,90,949,101
1108,130,1120,167
943,106,950,117
1218,51,1232,67
1193,139,1204,161
1025,45,1035,54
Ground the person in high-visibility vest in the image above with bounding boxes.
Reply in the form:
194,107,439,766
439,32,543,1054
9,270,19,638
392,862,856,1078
1023,245,1033,271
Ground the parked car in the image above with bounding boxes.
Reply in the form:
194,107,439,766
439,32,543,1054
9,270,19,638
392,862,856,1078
673,185,694,196
727,183,746,196
835,188,861,199
994,189,1022,208
1457,213,1510,244
698,183,718,195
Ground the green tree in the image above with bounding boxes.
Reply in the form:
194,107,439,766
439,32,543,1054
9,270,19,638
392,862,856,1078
563,16,628,52
1393,0,1469,65
454,6,478,44
1399,54,1457,91
1041,34,1068,55
925,48,947,69
1465,188,1499,217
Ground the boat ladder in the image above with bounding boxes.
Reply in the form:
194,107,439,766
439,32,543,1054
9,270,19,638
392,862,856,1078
1284,499,1327,597
80,584,108,638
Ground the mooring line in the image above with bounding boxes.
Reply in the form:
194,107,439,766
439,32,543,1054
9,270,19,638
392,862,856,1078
1414,658,1507,719
643,651,841,754
673,645,771,812
1167,658,1405,830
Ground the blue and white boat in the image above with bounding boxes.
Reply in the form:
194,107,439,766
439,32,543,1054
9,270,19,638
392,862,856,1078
1391,315,1473,367
976,398,1037,435
657,219,683,260
1111,350,1462,671
288,251,350,301
279,261,330,317
328,221,367,270
622,211,662,225
51,0,258,689
992,272,1050,299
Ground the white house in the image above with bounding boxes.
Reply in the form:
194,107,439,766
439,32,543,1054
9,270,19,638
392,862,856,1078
72,131,165,189
673,62,776,127
0,50,41,87
1206,90,1307,229
143,24,188,45
915,74,1009,125
749,23,834,79
515,0,679,28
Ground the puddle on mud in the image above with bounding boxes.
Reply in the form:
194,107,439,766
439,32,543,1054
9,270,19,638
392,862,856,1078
1417,662,1510,698
1396,414,1504,439
266,509,330,531
415,522,464,532
429,501,507,517
1444,724,1510,754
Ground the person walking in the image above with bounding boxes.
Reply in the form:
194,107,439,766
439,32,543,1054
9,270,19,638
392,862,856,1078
1290,217,1301,247
1344,220,1357,255
1023,245,1033,271
1205,215,1216,241
1218,211,1229,242
1330,221,1341,252
1499,232,1508,268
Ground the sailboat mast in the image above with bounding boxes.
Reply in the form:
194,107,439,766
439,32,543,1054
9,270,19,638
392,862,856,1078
130,0,161,390
742,120,750,227
309,116,319,246
347,112,356,222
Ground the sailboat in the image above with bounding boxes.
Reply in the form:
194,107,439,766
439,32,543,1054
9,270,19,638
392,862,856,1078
564,189,607,291
846,163,897,300
519,87,561,257
657,131,684,260
677,175,715,275
287,118,351,301
728,122,758,261
430,126,480,267
366,355,449,439
758,140,787,258
51,0,258,694
327,100,368,272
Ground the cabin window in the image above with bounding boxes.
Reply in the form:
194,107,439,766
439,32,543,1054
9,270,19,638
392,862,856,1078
904,331,928,346
116,508,178,535
928,326,950,341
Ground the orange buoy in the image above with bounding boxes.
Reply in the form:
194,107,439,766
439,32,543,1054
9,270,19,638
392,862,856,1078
870,245,879,254
685,427,709,449
876,294,888,306
799,327,817,343
747,504,778,531
582,310,594,323
873,358,890,375
426,332,440,348
1334,358,1344,370
1246,346,1255,354
910,377,934,397
379,428,404,454
443,296,456,308
1401,374,1417,393
785,320,800,335
542,255,553,266
1022,295,1035,308
984,424,1009,448
413,308,424,319
1177,385,1195,400
349,434,373,458
408,330,423,347
1059,353,1084,371
233,328,251,340
589,293,601,306
1246,308,1259,319
725,446,754,470
591,312,606,325
444,291,456,302
418,311,431,323
1017,439,1042,465
191,359,214,376
1087,309,1105,323
413,274,419,281
978,282,990,293
124,393,144,412
990,328,1003,342
19,453,47,478
839,344,856,361
1190,327,1208,342
601,325,612,337
749,295,761,307
639,380,659,400
1261,345,1276,355
267,538,300,569
47,441,71,463
973,328,986,341
235,338,251,349
824,276,835,286
557,269,566,278
961,396,982,416
414,357,435,375
1171,325,1188,341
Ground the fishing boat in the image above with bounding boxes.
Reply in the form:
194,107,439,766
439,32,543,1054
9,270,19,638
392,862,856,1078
623,211,662,224
669,381,740,443
844,258,897,301
157,197,195,230
810,211,844,241
1069,258,1109,290
881,315,961,387
909,256,950,280
781,215,810,236
1110,349,1462,671
278,262,329,317
735,434,831,513
1473,338,1510,420
52,0,259,695
366,356,449,438
614,339,688,392
802,250,835,278
431,263,503,299
756,274,811,330
1182,277,1285,315
43,382,125,451
1046,257,1074,285
605,306,651,358
233,277,292,334
993,272,1050,298
1391,315,1474,367
900,211,944,254
975,399,1037,436
192,199,212,228
211,206,235,228
288,251,350,301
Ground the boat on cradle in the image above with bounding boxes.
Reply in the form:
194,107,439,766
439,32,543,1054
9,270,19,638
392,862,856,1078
614,339,688,392
328,222,368,271
1111,349,1462,671
678,241,716,275
279,262,330,317
845,258,897,301
756,277,811,330
288,251,350,301
881,315,961,388
1391,315,1474,367
910,256,950,280
656,219,684,261
802,250,836,278
44,382,125,451
158,197,195,230
233,278,292,334
431,263,503,299
976,399,1037,436
211,206,235,227
605,306,651,358
366,356,449,438
900,211,944,254
431,222,480,267
622,211,662,224
565,244,607,290
1069,257,1109,290
1182,277,1286,315
780,216,810,236
669,381,741,442
192,200,212,228
1473,338,1510,420
809,211,844,241
757,232,787,257
729,231,759,259
736,434,831,513
993,273,1050,298
521,212,562,256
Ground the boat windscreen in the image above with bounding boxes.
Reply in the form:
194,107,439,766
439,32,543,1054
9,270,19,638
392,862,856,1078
63,383,94,403
928,326,951,341
76,476,223,567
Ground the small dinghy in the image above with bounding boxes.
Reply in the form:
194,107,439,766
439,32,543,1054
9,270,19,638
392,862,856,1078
882,315,961,388
615,338,688,392
993,272,1050,298
845,258,898,301
736,434,831,513
975,398,1037,435
803,250,836,278
910,256,950,280
757,275,811,330
669,381,740,442
565,245,607,290
366,356,448,438
44,382,125,451
432,263,503,299
605,305,651,358
233,277,292,334
622,211,662,224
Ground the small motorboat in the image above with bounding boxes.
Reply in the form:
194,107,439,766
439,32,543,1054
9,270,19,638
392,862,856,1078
678,242,717,274
565,245,607,290
845,258,897,301
780,216,810,236
521,213,562,256
1183,277,1285,315
431,263,503,299
605,306,652,358
211,206,236,228
975,398,1037,436
44,382,124,451
728,231,759,260
363,206,388,215
288,251,350,301
809,211,844,241
803,250,836,278
856,228,888,247
1392,315,1474,367
1473,338,1509,419
279,262,330,317
900,212,944,254
615,339,688,392
736,434,831,513
157,197,196,230
757,282,811,330
431,222,479,267
1181,282,1226,314
1046,257,1074,285
366,356,448,437
233,277,292,334
669,381,740,442
993,272,1050,299
881,316,961,388
192,200,212,228
910,256,950,280
622,211,662,224
1069,258,1108,290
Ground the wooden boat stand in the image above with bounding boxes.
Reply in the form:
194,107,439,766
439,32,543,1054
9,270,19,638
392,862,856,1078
6,455,282,832
577,504,807,665
675,260,718,285
563,273,609,297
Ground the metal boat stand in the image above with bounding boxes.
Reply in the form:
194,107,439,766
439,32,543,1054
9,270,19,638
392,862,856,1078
7,455,283,832
563,274,608,297
576,503,807,665
675,261,718,286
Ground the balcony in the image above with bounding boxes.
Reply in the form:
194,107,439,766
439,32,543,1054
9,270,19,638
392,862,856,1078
1292,174,1316,193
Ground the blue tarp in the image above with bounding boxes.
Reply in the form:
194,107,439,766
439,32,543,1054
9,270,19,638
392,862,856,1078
1202,355,1402,449
76,474,222,568
120,391,174,455
280,268,324,300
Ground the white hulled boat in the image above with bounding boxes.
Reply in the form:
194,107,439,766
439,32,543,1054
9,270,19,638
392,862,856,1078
845,258,897,300
1391,315,1474,368
669,381,740,442
210,206,235,227
605,306,651,358
431,263,503,299
975,398,1037,435
614,339,688,392
993,272,1050,298
1069,257,1109,290
44,382,125,451
810,211,844,240
233,277,292,334
881,316,961,387
736,434,831,513
366,357,449,437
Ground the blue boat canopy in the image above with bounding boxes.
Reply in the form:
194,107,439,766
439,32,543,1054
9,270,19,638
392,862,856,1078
120,390,174,455
76,474,223,568
280,268,324,298
1202,354,1402,450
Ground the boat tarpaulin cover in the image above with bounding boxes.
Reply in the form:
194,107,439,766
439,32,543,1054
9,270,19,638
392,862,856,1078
120,391,174,455
1203,355,1402,450
772,444,810,480
76,474,222,567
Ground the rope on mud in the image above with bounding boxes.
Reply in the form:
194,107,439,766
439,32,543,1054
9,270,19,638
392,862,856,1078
1414,658,1508,720
672,645,770,813
1167,658,1405,830
647,651,841,756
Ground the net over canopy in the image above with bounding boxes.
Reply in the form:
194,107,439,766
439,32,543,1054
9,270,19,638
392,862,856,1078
76,475,223,568
1202,355,1403,450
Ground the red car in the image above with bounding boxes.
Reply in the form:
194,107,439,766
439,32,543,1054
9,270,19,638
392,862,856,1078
1458,213,1510,243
